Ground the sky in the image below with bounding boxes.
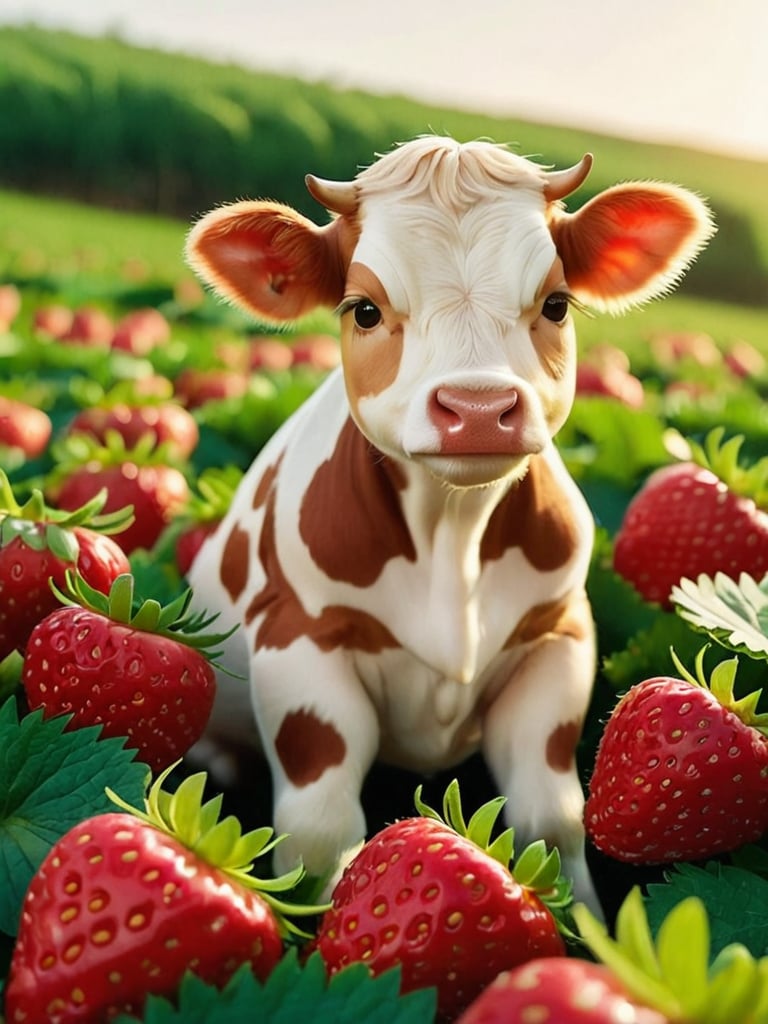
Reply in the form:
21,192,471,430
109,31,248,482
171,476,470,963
1,0,767,160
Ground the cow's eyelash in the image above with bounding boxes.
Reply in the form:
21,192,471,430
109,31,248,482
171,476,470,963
335,297,366,317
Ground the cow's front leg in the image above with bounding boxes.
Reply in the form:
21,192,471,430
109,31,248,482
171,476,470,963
482,595,599,912
250,643,380,881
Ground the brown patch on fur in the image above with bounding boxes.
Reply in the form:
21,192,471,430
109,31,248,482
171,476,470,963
246,481,400,653
275,709,347,786
219,523,250,603
480,455,579,571
505,595,590,649
341,263,404,410
299,417,416,586
545,720,582,773
253,459,281,509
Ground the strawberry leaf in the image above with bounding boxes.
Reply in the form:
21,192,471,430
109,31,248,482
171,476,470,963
645,863,768,960
0,697,148,936
113,951,437,1024
672,572,768,659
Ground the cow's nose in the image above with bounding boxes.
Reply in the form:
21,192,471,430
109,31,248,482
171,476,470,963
428,386,522,454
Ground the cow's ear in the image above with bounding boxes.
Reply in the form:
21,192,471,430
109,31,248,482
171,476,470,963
186,201,347,322
550,183,715,313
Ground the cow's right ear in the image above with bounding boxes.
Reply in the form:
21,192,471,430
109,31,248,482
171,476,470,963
185,201,347,323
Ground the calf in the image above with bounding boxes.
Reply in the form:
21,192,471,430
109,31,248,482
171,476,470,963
185,136,714,907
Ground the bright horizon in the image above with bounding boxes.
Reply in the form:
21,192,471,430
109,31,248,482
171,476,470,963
1,0,767,161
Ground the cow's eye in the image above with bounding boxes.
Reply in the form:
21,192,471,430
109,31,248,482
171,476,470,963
542,293,569,323
353,300,382,330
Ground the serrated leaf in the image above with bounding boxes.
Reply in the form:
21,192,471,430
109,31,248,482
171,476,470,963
0,697,148,935
672,572,768,660
645,863,768,960
113,952,437,1024
602,607,704,690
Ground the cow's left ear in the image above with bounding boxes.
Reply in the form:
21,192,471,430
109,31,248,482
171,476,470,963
550,183,716,313
186,201,348,322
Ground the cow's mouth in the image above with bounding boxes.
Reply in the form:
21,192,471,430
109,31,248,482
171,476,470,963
415,451,533,487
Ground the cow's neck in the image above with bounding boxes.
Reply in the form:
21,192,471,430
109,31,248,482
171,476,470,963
396,459,520,683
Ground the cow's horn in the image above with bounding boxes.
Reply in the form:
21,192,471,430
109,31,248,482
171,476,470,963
305,174,358,215
543,153,594,202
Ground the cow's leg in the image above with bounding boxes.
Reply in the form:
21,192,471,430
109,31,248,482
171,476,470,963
481,599,600,912
249,643,380,881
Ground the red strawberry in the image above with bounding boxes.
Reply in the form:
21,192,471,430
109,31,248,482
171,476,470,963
584,650,768,864
459,886,767,1023
0,396,52,459
613,429,768,607
22,571,228,772
575,362,645,408
173,367,250,408
67,401,199,460
111,307,171,356
4,766,324,1024
455,959,667,1023
314,781,569,1022
0,472,132,661
0,282,22,329
50,434,190,554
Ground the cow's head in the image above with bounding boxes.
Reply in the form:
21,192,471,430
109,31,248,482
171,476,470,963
187,137,714,486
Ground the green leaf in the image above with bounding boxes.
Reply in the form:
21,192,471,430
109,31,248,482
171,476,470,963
672,572,768,660
0,697,148,936
645,863,768,960
113,952,437,1024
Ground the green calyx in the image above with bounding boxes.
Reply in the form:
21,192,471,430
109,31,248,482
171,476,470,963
107,764,329,938
0,468,133,560
689,426,768,510
671,645,768,737
53,569,237,665
414,779,572,915
573,887,768,1024
182,465,243,526
48,428,185,485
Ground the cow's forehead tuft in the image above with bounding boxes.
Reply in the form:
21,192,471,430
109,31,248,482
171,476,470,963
355,137,547,210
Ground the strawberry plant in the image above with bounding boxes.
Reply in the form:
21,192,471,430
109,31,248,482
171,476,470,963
314,780,570,1022
22,570,233,772
49,433,191,555
4,764,327,1023
0,472,132,660
585,647,768,864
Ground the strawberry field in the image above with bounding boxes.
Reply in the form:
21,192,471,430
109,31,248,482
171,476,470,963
3,31,768,1021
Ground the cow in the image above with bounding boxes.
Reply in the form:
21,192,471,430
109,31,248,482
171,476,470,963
185,136,714,909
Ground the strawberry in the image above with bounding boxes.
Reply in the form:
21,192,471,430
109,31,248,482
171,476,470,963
575,362,645,408
67,401,199,461
455,959,668,1023
314,781,570,1022
173,367,250,408
0,282,22,329
459,886,768,1023
613,429,768,607
4,765,326,1024
0,395,52,459
110,307,171,356
584,649,768,864
22,571,230,772
50,433,190,554
0,472,132,661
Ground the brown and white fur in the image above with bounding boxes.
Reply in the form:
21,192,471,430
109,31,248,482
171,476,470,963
185,136,714,908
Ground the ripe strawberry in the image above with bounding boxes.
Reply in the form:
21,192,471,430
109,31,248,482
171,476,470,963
50,433,190,554
584,649,768,864
23,571,229,772
173,367,249,408
0,395,52,459
4,766,325,1024
455,959,668,1023
575,362,645,408
458,886,768,1023
67,401,199,460
0,472,131,661
314,781,569,1022
111,307,171,356
613,429,768,607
